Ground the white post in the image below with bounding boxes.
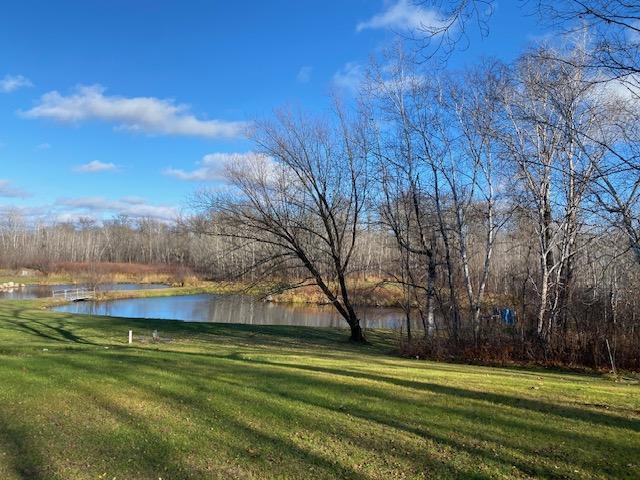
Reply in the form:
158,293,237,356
128,330,133,344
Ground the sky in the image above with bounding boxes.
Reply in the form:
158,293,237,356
0,0,546,223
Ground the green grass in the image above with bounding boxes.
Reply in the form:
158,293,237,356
0,299,638,479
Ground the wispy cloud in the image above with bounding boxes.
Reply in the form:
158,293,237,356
0,74,33,93
35,142,51,150
163,152,259,181
0,204,96,225
21,85,248,139
356,0,447,33
74,160,118,173
333,62,364,92
296,66,313,84
0,180,30,199
56,196,178,222
0,205,63,225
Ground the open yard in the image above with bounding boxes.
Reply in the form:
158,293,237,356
0,299,638,479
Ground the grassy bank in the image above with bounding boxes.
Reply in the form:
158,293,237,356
0,299,638,479
266,280,404,307
92,283,252,301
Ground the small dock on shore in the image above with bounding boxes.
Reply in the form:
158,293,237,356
52,288,96,302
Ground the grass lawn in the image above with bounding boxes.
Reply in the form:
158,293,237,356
0,299,638,479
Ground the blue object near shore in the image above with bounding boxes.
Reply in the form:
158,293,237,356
500,308,516,326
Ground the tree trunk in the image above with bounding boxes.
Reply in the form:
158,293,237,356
348,319,366,343
425,255,437,337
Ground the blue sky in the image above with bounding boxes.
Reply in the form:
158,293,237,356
0,0,545,223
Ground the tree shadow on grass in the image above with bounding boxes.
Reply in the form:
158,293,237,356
0,410,53,480
120,345,640,435
4,356,391,479
22,350,639,479
204,358,636,478
53,353,480,479
1,304,638,478
4,304,635,437
225,356,640,433
2,317,95,345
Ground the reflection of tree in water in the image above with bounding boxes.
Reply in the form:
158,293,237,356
54,294,423,330
0,285,52,300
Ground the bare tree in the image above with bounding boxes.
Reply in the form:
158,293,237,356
194,109,372,342
444,65,505,344
367,46,506,345
499,46,602,348
367,49,440,338
412,1,496,59
585,83,640,263
530,29,640,265
536,0,640,92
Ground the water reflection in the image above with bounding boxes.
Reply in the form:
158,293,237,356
53,294,411,329
0,283,168,300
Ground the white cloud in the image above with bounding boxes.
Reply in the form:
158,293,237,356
333,62,364,92
21,85,248,139
54,212,96,224
0,203,100,224
0,180,30,198
594,75,640,103
0,199,179,224
0,74,32,93
74,160,118,173
356,0,447,33
0,205,56,224
35,142,51,150
56,196,179,222
163,152,260,181
296,66,313,84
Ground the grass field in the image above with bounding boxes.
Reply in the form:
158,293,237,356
0,299,638,479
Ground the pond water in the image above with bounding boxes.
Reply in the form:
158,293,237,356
52,293,410,329
0,283,168,300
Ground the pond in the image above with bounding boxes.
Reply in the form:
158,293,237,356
0,283,168,300
52,293,411,329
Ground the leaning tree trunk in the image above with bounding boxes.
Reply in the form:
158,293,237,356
348,318,366,343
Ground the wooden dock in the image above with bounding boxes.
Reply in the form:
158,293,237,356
52,287,96,302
